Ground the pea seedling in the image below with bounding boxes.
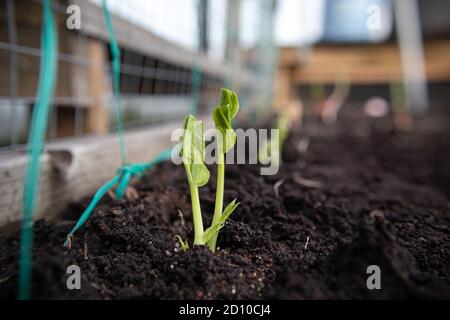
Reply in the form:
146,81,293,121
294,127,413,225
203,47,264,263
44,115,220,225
179,89,240,252
180,114,213,246
259,113,290,167
208,88,240,252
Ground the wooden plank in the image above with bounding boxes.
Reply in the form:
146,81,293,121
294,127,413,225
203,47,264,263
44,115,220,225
86,39,109,134
278,47,305,68
291,39,450,84
0,117,213,226
272,68,291,108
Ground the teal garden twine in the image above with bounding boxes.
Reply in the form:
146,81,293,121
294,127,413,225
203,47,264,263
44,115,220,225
102,0,127,164
64,0,173,246
18,0,58,300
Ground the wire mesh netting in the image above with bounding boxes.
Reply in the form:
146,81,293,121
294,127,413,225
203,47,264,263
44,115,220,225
0,0,278,151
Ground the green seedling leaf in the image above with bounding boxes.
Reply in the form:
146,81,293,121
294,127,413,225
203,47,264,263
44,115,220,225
176,235,189,253
205,200,239,245
213,88,239,153
277,114,289,144
202,223,224,244
259,138,280,166
181,114,210,187
220,199,240,224
259,113,289,166
191,163,210,187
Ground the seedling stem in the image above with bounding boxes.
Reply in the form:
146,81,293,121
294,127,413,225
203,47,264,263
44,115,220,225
208,142,225,251
184,164,205,244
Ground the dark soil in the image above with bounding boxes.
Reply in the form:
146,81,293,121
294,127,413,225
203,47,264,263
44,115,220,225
1,107,449,299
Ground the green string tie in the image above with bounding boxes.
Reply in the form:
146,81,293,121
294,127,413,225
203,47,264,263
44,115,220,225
18,0,57,300
102,0,127,164
64,0,174,247
64,148,172,247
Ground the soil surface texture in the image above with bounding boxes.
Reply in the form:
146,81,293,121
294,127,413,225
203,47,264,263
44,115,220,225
1,108,449,299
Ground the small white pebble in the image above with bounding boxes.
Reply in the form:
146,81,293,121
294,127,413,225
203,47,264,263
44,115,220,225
304,236,310,250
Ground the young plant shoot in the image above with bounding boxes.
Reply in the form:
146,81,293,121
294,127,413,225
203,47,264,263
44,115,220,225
179,89,240,252
207,89,240,252
180,115,210,245
259,113,290,167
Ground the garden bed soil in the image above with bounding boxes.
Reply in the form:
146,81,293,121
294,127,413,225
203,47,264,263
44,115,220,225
0,107,449,299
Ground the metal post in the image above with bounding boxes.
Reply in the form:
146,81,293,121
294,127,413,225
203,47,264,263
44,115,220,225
198,0,209,52
394,0,429,114
225,0,241,91
255,0,277,115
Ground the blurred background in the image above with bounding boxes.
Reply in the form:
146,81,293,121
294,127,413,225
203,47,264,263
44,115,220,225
0,0,448,148
0,0,449,223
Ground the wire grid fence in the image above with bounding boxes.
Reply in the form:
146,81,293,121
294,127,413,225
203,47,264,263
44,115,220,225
0,0,277,152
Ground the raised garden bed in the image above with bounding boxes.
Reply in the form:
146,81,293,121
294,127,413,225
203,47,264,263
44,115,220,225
1,107,449,299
